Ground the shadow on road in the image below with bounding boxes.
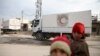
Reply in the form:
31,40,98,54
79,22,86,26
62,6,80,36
0,37,51,46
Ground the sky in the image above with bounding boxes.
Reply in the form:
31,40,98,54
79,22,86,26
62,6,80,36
0,0,100,20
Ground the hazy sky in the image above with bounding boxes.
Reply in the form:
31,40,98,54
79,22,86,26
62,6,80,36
0,0,100,20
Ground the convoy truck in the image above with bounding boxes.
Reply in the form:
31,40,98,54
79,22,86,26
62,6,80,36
32,10,92,40
2,18,21,33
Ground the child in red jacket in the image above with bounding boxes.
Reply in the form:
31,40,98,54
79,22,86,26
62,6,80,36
71,22,89,56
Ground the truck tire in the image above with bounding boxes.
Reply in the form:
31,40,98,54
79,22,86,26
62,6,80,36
35,33,44,40
44,34,51,39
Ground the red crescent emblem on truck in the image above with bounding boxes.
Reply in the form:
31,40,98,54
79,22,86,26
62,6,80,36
57,15,68,26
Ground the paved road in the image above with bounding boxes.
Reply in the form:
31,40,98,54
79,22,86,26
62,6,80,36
0,35,100,56
0,41,100,56
0,44,50,56
87,41,100,56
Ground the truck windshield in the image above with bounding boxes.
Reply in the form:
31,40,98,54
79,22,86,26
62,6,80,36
34,20,39,27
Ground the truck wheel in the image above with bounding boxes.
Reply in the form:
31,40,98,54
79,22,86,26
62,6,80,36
45,34,51,39
36,33,44,40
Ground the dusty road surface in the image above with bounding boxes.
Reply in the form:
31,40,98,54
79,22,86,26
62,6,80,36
87,41,100,56
0,34,100,56
0,44,50,56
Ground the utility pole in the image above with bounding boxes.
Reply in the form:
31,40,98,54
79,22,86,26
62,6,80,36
0,18,3,35
21,10,23,21
0,18,1,35
35,0,42,30
21,10,24,31
35,0,42,19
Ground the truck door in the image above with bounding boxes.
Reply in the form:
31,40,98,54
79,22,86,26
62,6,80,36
32,19,40,32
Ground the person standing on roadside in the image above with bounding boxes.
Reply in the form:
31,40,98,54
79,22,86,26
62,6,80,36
70,22,89,56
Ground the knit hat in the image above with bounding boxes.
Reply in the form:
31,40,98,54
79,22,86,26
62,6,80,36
72,22,85,36
50,35,71,56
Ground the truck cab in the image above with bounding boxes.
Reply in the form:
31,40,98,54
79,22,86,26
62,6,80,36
32,19,44,40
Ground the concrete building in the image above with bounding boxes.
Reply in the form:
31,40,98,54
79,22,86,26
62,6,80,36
92,16,100,35
20,18,32,31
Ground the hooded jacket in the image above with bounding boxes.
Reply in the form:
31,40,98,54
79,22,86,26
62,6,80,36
71,39,89,56
71,22,89,56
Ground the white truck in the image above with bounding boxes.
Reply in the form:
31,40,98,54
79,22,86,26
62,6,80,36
32,10,92,40
2,18,21,33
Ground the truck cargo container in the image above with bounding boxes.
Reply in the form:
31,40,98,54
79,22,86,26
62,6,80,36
2,19,21,33
32,10,92,40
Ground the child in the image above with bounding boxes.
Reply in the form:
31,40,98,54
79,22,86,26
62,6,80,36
71,22,89,56
50,35,72,56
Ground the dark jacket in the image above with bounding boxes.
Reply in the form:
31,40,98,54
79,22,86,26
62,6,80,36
71,38,89,56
